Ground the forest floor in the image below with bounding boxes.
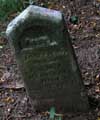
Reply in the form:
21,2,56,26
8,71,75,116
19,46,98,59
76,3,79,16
0,0,100,120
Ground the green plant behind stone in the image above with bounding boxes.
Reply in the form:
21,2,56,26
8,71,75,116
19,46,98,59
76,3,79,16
0,0,23,21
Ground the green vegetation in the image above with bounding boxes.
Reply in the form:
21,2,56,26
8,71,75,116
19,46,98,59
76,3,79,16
0,0,49,21
0,0,24,21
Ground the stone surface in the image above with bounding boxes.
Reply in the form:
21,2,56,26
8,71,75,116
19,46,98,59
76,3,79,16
6,5,89,113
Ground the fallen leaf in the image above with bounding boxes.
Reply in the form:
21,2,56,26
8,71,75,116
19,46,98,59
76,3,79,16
7,108,11,112
96,74,100,81
96,34,100,38
62,5,65,9
97,117,100,120
96,10,100,15
0,45,3,49
97,0,100,2
73,45,79,49
48,4,54,9
0,37,7,45
91,21,96,27
0,79,5,84
1,71,11,81
3,97,14,103
95,86,100,93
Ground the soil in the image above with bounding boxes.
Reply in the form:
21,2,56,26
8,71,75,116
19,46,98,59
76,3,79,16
0,0,100,120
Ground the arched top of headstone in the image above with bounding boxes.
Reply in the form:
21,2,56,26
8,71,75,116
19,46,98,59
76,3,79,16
6,5,63,41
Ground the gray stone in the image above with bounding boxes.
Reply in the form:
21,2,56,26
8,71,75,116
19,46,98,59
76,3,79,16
6,5,89,113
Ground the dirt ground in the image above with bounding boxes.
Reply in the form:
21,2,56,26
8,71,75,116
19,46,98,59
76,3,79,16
0,0,100,120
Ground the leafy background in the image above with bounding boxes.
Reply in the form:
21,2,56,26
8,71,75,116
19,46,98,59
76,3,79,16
0,0,28,21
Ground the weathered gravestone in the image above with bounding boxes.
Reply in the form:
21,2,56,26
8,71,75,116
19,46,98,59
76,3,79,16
6,5,89,113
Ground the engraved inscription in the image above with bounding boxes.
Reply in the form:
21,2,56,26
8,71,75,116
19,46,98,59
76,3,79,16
20,46,68,95
24,36,58,48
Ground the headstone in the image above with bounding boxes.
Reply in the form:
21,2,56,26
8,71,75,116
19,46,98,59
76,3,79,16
6,5,89,113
